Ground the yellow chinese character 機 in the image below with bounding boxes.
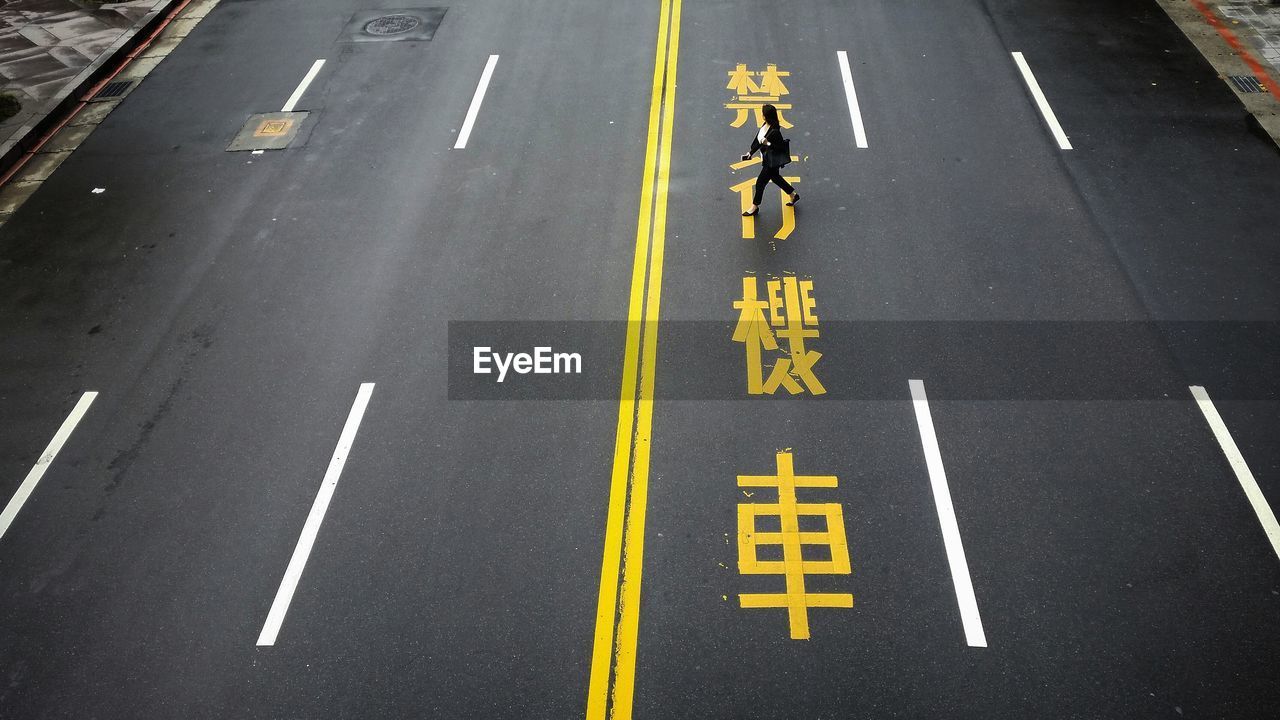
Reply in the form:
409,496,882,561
738,451,852,639
731,276,825,395
725,63,793,128
731,276,777,395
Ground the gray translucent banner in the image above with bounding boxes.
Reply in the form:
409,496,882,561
447,321,1279,401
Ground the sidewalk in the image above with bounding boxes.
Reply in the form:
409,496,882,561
1158,0,1280,149
1217,1,1280,72
0,0,175,168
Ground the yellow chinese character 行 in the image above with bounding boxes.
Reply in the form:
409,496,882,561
729,156,801,241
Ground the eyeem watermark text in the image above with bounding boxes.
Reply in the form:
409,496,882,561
473,346,583,382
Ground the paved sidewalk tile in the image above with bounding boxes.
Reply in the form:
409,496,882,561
0,1,164,148
1217,2,1280,73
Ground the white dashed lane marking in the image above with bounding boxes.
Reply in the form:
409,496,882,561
281,59,326,113
1011,51,1072,150
1191,385,1280,563
454,54,500,149
836,51,868,149
0,392,98,543
257,383,374,646
909,380,988,648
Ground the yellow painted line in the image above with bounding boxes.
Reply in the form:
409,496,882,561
586,0,680,717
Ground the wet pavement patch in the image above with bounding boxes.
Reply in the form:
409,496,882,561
339,8,447,42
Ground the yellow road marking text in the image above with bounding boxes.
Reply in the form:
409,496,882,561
738,451,853,639
732,275,825,395
726,63,794,128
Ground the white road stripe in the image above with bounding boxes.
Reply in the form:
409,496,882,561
836,51,868,149
1010,51,1072,150
1190,386,1280,563
257,383,374,646
909,380,988,648
0,392,98,542
281,59,326,113
454,54,500,149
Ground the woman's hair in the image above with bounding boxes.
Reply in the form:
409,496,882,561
761,103,780,129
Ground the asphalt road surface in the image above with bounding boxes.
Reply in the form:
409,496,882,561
2,0,1278,718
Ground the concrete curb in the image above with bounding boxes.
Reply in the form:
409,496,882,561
0,0,184,179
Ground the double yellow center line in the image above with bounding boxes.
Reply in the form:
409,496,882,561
586,0,681,718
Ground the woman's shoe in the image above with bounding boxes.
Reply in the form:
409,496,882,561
742,207,759,217
786,192,800,207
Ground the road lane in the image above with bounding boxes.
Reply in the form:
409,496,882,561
930,397,1280,717
0,0,659,717
626,0,1280,718
979,0,1280,519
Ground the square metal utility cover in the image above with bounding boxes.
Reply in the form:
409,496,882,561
227,112,309,151
340,8,447,42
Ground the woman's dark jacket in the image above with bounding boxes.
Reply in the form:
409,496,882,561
749,126,790,169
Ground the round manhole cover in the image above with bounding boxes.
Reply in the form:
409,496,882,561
364,14,421,36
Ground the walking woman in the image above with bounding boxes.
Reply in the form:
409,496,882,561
740,103,798,217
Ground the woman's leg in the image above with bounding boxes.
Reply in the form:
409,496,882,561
752,167,773,206
769,169,795,195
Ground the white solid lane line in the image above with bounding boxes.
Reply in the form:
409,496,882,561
257,383,374,647
1010,51,1072,150
909,380,988,648
836,51,868,149
454,54,500,149
1190,386,1280,563
0,392,98,542
281,59,326,113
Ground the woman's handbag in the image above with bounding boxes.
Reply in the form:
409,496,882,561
765,137,791,168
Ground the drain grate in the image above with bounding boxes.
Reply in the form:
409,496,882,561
93,80,134,100
365,14,421,35
1228,75,1265,93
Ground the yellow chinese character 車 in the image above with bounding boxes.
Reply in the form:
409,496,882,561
738,451,853,639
